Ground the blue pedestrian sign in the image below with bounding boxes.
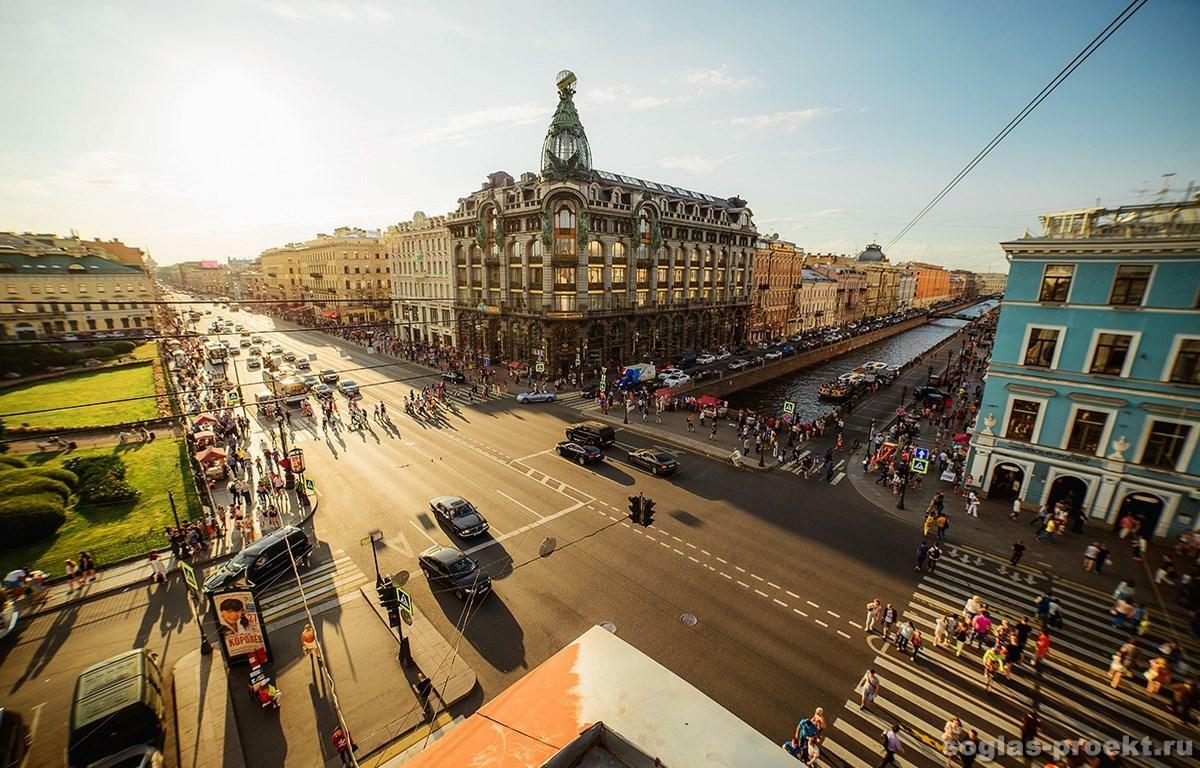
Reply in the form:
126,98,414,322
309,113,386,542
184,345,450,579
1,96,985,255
913,447,930,461
483,356,491,367
910,457,929,475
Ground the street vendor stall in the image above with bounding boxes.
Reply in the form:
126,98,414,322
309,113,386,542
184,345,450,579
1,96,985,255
696,395,727,418
192,429,217,450
194,446,227,482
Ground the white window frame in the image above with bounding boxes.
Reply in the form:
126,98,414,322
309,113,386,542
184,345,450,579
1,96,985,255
1108,263,1155,308
1000,394,1048,445
1082,328,1140,378
1160,333,1200,385
1037,262,1075,303
1135,416,1200,474
1019,323,1066,370
1060,403,1117,457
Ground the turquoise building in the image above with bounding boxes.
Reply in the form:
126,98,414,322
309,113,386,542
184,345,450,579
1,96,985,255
967,199,1200,539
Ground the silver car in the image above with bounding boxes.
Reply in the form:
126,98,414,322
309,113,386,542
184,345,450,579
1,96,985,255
516,391,556,404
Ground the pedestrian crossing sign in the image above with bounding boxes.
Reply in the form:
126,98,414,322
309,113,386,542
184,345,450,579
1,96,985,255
910,457,929,475
305,478,315,493
782,401,795,414
227,391,240,404
535,363,545,373
396,586,412,620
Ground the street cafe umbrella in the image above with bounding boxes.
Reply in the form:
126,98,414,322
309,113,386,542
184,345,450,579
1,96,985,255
697,395,722,408
194,446,227,464
952,433,971,443
654,387,673,398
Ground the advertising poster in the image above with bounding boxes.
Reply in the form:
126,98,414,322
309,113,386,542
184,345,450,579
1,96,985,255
214,590,266,660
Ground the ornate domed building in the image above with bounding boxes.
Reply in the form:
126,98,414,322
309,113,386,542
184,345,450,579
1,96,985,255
446,71,758,376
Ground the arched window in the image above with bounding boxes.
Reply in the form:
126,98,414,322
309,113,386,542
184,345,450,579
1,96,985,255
553,204,576,257
639,210,652,244
587,240,603,262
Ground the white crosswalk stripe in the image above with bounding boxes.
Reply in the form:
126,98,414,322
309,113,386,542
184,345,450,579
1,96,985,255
254,551,370,629
820,556,1197,768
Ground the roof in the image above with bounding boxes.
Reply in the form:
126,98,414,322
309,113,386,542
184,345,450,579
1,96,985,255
591,170,745,210
857,242,887,262
401,625,796,768
0,238,147,275
800,268,835,282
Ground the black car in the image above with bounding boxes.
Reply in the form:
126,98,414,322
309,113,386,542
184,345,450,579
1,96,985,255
418,546,491,601
564,420,616,447
628,448,679,476
915,386,952,402
556,440,603,465
319,368,339,384
202,526,313,594
441,370,467,384
430,496,490,538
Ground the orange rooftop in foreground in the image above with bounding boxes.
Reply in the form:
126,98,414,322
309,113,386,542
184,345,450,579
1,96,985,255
401,625,797,768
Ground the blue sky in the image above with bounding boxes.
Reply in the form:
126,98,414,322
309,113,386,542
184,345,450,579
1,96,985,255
1,0,1197,270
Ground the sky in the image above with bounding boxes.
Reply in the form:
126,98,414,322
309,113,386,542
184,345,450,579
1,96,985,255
1,0,1197,271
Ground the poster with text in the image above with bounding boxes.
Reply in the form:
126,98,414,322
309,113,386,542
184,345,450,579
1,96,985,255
215,590,265,659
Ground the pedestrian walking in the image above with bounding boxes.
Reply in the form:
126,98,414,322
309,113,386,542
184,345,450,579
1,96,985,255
926,543,942,573
942,717,964,765
915,541,929,571
301,623,320,660
879,724,904,767
857,668,880,710
881,603,898,640
709,423,718,441
64,558,81,592
79,551,96,582
959,729,980,768
864,598,882,634
965,491,979,517
1009,497,1021,521
330,727,357,766
686,414,694,432
1094,544,1110,574
1010,540,1026,567
1035,518,1057,542
1082,542,1100,571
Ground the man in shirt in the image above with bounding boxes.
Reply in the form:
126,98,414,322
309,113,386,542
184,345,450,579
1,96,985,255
880,725,904,767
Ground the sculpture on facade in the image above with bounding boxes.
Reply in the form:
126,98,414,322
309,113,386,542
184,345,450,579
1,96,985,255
576,212,591,250
540,212,553,250
540,70,593,182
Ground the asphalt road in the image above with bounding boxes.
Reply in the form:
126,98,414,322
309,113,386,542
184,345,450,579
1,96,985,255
0,580,201,768
188,301,929,744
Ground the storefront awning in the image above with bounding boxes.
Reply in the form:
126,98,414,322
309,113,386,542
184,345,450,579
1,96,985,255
322,309,339,319
289,304,313,312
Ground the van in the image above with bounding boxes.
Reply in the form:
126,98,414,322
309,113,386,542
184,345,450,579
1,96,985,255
564,421,616,447
202,526,313,595
67,649,165,768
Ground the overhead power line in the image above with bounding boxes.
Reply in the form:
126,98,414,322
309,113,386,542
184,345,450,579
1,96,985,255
885,0,1149,252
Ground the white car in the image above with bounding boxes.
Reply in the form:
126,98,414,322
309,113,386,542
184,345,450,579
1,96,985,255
715,350,732,361
656,367,682,381
663,373,692,388
764,350,783,361
516,391,556,404
696,354,716,365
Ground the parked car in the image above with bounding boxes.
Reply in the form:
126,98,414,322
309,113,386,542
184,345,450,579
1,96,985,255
429,496,490,538
696,353,717,365
628,448,679,476
728,359,751,371
239,338,251,348
319,368,339,383
202,526,313,594
715,350,732,361
67,649,165,768
336,380,360,397
418,546,491,601
556,441,603,465
663,372,692,388
516,391,556,404
764,350,783,361
780,344,796,357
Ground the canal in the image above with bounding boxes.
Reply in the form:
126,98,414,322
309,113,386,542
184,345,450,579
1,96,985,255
727,300,999,420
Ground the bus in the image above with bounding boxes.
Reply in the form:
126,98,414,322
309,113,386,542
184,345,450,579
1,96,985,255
262,369,308,407
205,342,228,364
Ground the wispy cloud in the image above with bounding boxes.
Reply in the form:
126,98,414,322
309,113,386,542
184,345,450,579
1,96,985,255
0,150,149,198
631,95,689,110
265,1,392,23
657,154,735,174
721,107,840,131
397,103,548,147
814,208,847,217
686,66,759,91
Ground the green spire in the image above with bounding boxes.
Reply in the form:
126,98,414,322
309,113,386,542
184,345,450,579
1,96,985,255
541,70,592,181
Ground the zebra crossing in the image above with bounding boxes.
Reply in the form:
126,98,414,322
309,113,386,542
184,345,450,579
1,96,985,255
255,550,371,630
820,554,1198,768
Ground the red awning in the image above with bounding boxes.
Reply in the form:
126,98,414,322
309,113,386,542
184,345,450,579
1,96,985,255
654,387,673,398
697,395,722,407
322,309,339,319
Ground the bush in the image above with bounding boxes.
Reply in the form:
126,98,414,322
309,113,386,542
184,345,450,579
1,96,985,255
63,454,139,504
0,493,67,547
77,347,117,361
103,340,137,354
0,456,28,469
0,476,72,504
0,467,77,488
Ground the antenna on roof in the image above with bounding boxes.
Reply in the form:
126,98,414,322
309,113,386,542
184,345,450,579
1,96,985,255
1155,172,1176,203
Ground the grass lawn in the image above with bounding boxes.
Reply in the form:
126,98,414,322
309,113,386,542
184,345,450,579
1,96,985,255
131,341,159,361
0,362,157,430
0,438,203,574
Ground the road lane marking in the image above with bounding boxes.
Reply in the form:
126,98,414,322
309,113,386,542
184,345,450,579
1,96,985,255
736,580,750,589
750,573,764,582
672,548,685,556
688,556,700,563
497,490,543,519
831,472,846,485
767,581,780,589
793,608,808,617
512,449,551,462
463,501,587,555
807,600,821,608
715,556,728,564
849,621,863,629
734,565,746,573
685,542,697,549
408,520,440,546
660,542,670,548
837,630,852,639
786,590,800,599
773,598,788,607
753,588,769,597
814,619,829,628
700,549,711,556
671,535,682,542
826,610,841,618
720,572,732,580
644,535,657,542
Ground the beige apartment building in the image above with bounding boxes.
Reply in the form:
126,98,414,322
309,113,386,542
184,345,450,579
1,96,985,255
0,232,155,339
158,260,233,296
975,271,1008,296
808,260,867,326
897,270,918,311
386,212,456,348
258,227,391,325
795,267,838,332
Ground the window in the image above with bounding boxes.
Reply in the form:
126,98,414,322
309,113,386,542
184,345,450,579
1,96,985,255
1109,265,1151,306
587,266,603,285
1141,421,1191,470
612,266,626,285
1023,327,1061,368
1005,399,1041,442
1066,409,1108,454
1038,264,1074,302
1168,338,1200,385
1089,333,1133,376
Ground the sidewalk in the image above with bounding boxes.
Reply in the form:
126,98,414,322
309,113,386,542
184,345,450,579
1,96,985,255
172,648,246,768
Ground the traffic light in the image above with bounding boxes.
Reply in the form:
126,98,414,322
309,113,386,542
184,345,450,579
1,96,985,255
640,497,656,527
377,576,400,625
627,494,642,524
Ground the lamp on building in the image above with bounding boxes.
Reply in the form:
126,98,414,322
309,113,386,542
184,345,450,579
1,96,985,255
1108,436,1129,461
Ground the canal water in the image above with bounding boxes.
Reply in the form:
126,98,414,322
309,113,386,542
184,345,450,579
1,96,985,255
728,300,999,420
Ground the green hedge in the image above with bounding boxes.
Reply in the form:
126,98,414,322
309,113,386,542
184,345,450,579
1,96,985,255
0,493,67,547
0,476,72,504
63,454,139,504
0,456,28,469
76,347,117,361
101,340,137,354
0,467,78,488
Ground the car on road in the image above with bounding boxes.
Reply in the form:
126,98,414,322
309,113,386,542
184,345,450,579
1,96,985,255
301,375,319,390
337,379,360,397
311,383,333,399
252,335,263,344
728,358,751,371
270,343,283,354
565,420,616,447
239,338,251,347
429,496,490,538
696,353,716,365
627,448,679,476
319,368,339,384
656,367,683,381
662,372,691,388
246,357,261,370
441,370,467,384
692,367,720,381
764,350,783,361
227,346,240,356
294,358,311,370
715,350,732,361
516,391,556,404
418,546,491,601
555,440,603,465
202,526,313,594
281,351,296,362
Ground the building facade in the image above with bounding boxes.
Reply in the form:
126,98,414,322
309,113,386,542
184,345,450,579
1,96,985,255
447,71,756,375
0,232,156,339
387,212,455,348
258,227,391,325
750,237,804,340
158,260,232,296
809,261,867,326
795,268,838,331
967,199,1200,539
975,271,1008,296
855,243,901,318
902,261,952,307
896,270,918,311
